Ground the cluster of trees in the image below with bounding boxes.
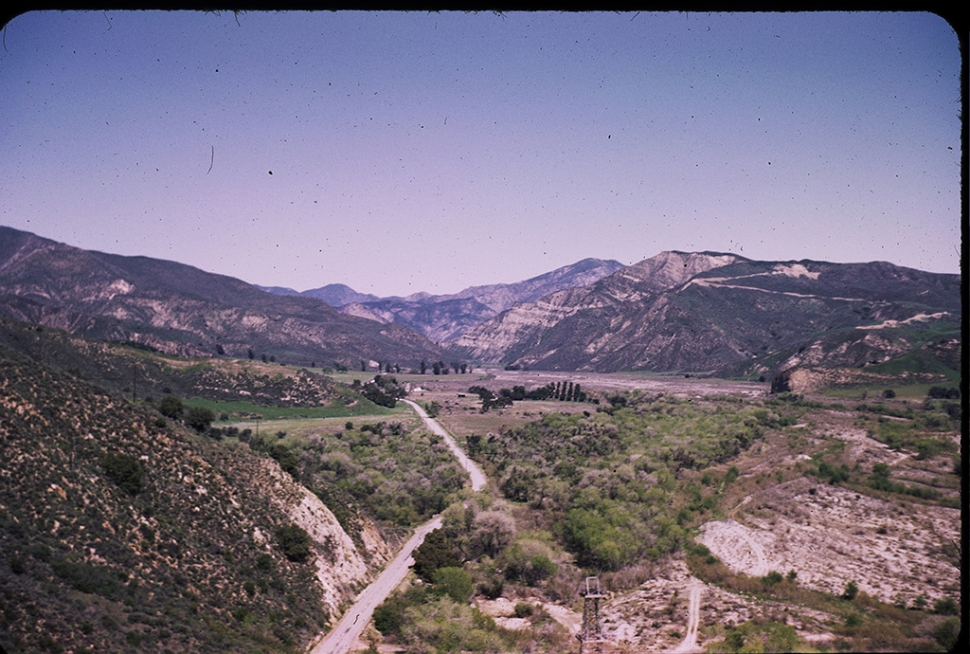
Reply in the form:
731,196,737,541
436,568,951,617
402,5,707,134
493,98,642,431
156,395,216,433
868,462,941,500
359,375,407,408
420,360,471,375
927,385,960,399
466,382,589,412
369,361,402,374
464,393,780,571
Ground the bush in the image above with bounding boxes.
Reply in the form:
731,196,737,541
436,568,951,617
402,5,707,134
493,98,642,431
935,617,961,650
843,581,859,600
51,558,126,600
101,452,145,495
158,395,184,420
276,524,312,563
374,595,408,636
513,602,534,618
185,406,215,433
433,566,474,603
933,597,959,615
412,529,460,583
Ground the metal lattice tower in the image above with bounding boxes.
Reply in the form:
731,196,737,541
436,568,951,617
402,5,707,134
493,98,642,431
578,576,608,654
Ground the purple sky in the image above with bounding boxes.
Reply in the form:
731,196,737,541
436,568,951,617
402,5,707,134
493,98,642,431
0,11,961,297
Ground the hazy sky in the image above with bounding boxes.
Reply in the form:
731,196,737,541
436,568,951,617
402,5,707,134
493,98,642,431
0,11,961,297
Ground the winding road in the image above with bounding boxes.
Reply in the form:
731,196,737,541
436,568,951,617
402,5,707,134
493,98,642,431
403,399,487,492
308,400,486,653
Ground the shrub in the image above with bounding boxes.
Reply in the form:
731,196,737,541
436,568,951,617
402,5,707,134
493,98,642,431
158,395,184,420
101,452,145,495
412,530,460,583
185,406,215,433
51,558,126,600
373,595,408,636
933,597,958,615
9,554,26,574
433,566,474,603
935,617,961,650
843,581,859,600
513,602,534,618
276,524,312,563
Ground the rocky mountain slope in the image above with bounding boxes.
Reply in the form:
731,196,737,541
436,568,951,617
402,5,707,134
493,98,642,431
452,251,961,377
0,226,444,369
267,258,625,342
0,344,389,653
0,316,342,406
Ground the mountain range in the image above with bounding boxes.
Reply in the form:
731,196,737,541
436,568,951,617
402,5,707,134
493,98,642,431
453,250,961,377
264,258,625,342
0,226,442,369
0,226,961,382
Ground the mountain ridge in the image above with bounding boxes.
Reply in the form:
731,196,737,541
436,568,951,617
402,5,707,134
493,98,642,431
321,257,626,342
0,226,444,368
451,251,961,377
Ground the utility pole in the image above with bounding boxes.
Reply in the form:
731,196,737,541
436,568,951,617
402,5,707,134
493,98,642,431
578,576,607,654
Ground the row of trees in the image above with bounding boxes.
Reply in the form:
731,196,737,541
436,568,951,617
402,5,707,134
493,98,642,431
467,382,589,412
420,360,472,375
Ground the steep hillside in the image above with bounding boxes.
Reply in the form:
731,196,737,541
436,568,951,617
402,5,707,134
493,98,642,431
0,316,339,406
0,226,444,369
0,346,388,653
452,252,961,377
323,257,625,342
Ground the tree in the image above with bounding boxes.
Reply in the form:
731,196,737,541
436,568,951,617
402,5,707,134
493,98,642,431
247,347,255,360
101,452,146,495
420,360,427,374
158,395,184,420
469,511,516,558
277,524,312,562
412,529,460,582
433,567,474,603
425,401,442,418
432,361,441,375
186,406,216,433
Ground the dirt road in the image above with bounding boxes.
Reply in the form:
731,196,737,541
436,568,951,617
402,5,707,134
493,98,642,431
308,516,442,654
404,399,487,491
671,582,704,653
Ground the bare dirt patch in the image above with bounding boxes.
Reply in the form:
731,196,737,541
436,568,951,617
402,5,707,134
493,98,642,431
698,477,960,606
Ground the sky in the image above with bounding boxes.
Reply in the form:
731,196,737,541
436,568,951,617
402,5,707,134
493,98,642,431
0,10,962,297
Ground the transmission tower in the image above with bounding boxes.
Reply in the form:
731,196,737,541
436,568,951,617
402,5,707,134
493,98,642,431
578,576,608,654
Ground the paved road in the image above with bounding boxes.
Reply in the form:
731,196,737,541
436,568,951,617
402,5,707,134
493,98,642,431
308,516,442,654
403,399,487,492
308,400,484,653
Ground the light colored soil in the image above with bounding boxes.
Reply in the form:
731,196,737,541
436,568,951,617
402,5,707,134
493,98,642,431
698,477,960,605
